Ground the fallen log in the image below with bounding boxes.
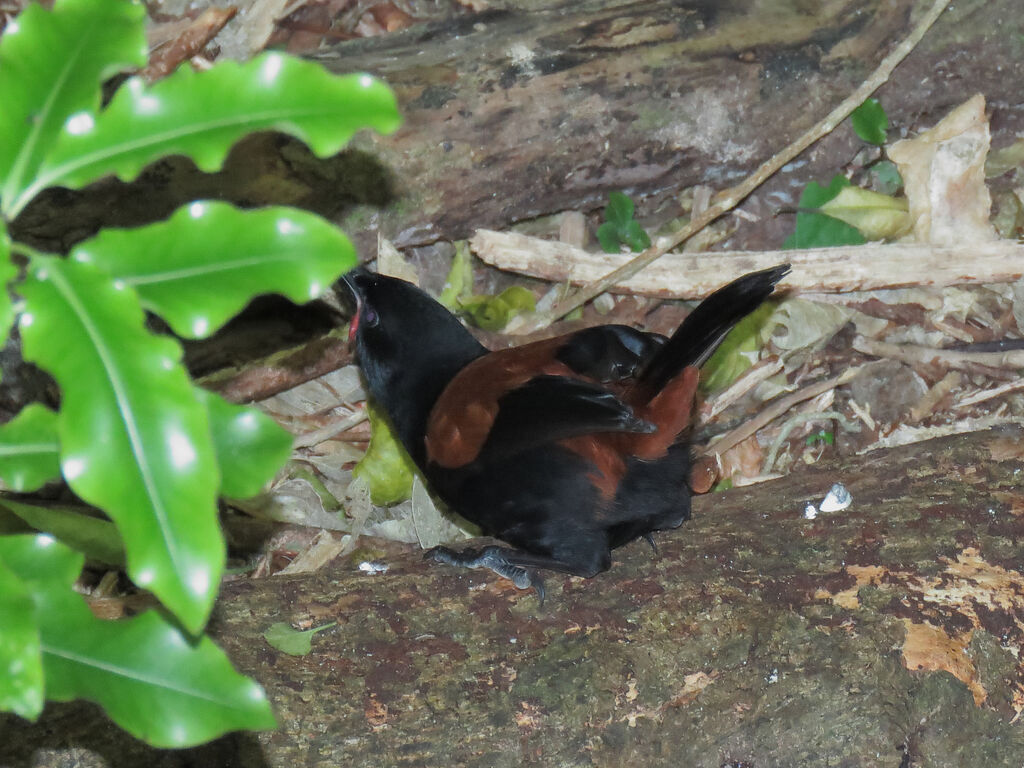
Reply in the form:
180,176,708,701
4,426,1022,766
322,0,1023,249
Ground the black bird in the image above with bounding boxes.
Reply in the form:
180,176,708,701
343,264,789,599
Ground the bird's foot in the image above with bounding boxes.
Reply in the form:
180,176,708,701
426,545,546,604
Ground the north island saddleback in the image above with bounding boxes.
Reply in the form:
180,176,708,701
342,264,790,601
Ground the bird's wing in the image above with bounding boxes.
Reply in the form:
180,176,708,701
483,376,656,459
425,374,654,469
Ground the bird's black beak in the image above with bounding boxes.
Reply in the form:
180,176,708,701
337,266,370,305
338,265,374,343
337,265,372,311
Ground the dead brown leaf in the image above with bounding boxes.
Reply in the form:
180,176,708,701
889,93,998,245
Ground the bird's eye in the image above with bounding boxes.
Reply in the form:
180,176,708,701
363,306,380,328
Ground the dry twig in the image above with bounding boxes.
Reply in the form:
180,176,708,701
292,408,368,449
142,7,237,81
703,357,785,420
762,410,861,474
909,371,962,421
954,379,1024,409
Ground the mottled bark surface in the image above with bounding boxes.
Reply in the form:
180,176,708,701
4,427,1023,767
13,0,1024,257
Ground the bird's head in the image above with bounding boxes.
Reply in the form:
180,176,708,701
339,267,486,463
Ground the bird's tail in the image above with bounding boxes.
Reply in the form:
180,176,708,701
634,264,790,396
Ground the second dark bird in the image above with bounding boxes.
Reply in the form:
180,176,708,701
343,264,790,599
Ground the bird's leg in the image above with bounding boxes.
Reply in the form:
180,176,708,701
426,545,550,603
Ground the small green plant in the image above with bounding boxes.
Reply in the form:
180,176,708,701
597,191,651,253
805,430,835,446
784,99,908,248
783,174,910,248
441,241,537,331
0,0,399,747
851,97,888,146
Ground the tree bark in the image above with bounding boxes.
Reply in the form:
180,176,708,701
14,0,1024,257
4,426,1023,766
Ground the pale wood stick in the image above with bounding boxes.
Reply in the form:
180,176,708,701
852,336,1024,369
472,231,1024,298
909,371,962,422
292,408,368,449
501,0,953,333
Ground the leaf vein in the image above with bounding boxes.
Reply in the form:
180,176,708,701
47,266,181,572
41,643,249,709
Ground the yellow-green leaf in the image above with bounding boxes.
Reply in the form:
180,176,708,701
263,621,335,656
783,176,866,249
819,186,909,241
460,285,536,331
353,402,416,505
439,241,474,310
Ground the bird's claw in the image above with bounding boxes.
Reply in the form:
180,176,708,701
642,533,659,556
493,563,544,605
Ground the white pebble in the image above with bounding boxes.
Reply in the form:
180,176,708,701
819,483,852,513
